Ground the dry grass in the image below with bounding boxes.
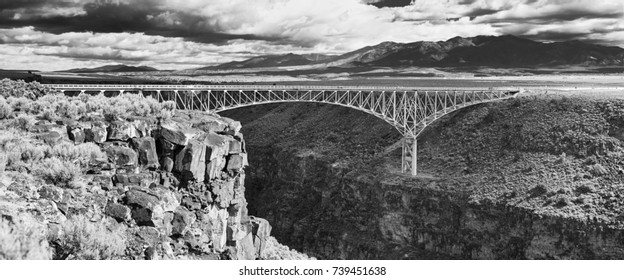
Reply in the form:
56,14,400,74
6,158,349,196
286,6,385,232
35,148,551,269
54,215,126,260
29,93,175,121
0,97,12,119
33,158,82,189
0,218,52,260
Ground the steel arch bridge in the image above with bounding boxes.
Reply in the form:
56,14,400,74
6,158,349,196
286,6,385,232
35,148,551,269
50,84,521,175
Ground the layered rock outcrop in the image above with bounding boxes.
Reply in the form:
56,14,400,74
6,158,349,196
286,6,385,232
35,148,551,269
31,111,270,259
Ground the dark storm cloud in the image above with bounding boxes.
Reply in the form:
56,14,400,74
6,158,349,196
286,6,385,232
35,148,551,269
480,8,624,24
364,0,413,8
0,0,47,10
0,0,261,44
465,8,498,19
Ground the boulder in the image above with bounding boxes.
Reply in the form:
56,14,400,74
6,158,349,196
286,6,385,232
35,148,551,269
38,185,64,202
226,154,245,172
181,196,203,211
40,131,62,145
104,146,138,168
105,202,132,222
124,189,163,226
250,217,272,259
132,118,152,137
222,117,242,135
113,173,155,188
108,121,138,141
136,226,161,247
88,174,113,190
235,132,246,153
132,137,159,169
68,126,85,144
150,187,180,213
227,121,242,135
162,212,174,236
235,230,256,260
161,157,174,173
87,158,113,174
202,133,230,158
172,206,196,236
33,123,67,137
206,205,229,251
231,173,246,206
210,179,235,208
160,120,201,146
174,140,207,182
206,156,226,180
31,123,53,133
86,121,108,143
194,120,227,133
229,140,242,154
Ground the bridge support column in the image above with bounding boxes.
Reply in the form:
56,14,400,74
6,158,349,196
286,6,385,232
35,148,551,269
402,137,417,176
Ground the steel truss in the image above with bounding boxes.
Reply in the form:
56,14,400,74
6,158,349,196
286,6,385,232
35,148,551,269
50,85,520,175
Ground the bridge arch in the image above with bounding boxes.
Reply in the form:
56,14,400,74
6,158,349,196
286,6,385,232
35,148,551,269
49,85,520,175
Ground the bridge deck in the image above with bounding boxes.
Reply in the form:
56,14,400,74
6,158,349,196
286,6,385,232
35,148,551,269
46,84,520,92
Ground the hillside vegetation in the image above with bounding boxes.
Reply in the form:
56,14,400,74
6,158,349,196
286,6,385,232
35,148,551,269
0,79,177,259
223,92,624,227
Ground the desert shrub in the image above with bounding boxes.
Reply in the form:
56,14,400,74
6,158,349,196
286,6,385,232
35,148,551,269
53,215,126,260
46,142,105,165
0,97,12,119
503,99,621,157
0,128,21,147
0,218,52,260
1,80,176,120
39,109,58,121
576,183,596,194
0,153,6,172
31,92,176,121
33,158,81,188
589,163,608,176
7,96,31,113
529,184,549,197
0,79,53,100
3,139,46,167
12,113,36,131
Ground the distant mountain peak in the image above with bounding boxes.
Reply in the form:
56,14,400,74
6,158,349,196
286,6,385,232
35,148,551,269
62,64,158,73
206,35,624,70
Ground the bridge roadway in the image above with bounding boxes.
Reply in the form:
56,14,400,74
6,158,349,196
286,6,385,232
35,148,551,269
47,84,521,175
49,84,520,91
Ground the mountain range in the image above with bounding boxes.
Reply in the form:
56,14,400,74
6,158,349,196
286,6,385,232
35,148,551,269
203,35,624,70
62,64,158,73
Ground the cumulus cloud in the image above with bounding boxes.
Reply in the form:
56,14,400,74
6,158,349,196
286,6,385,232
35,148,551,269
0,26,327,70
392,0,624,44
0,0,623,70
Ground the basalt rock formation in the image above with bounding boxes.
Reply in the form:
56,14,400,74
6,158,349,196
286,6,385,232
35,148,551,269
5,111,271,259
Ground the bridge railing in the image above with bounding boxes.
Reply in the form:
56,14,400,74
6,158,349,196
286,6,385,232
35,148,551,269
45,84,520,92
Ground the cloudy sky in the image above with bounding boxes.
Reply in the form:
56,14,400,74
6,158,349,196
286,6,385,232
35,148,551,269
1,0,623,71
